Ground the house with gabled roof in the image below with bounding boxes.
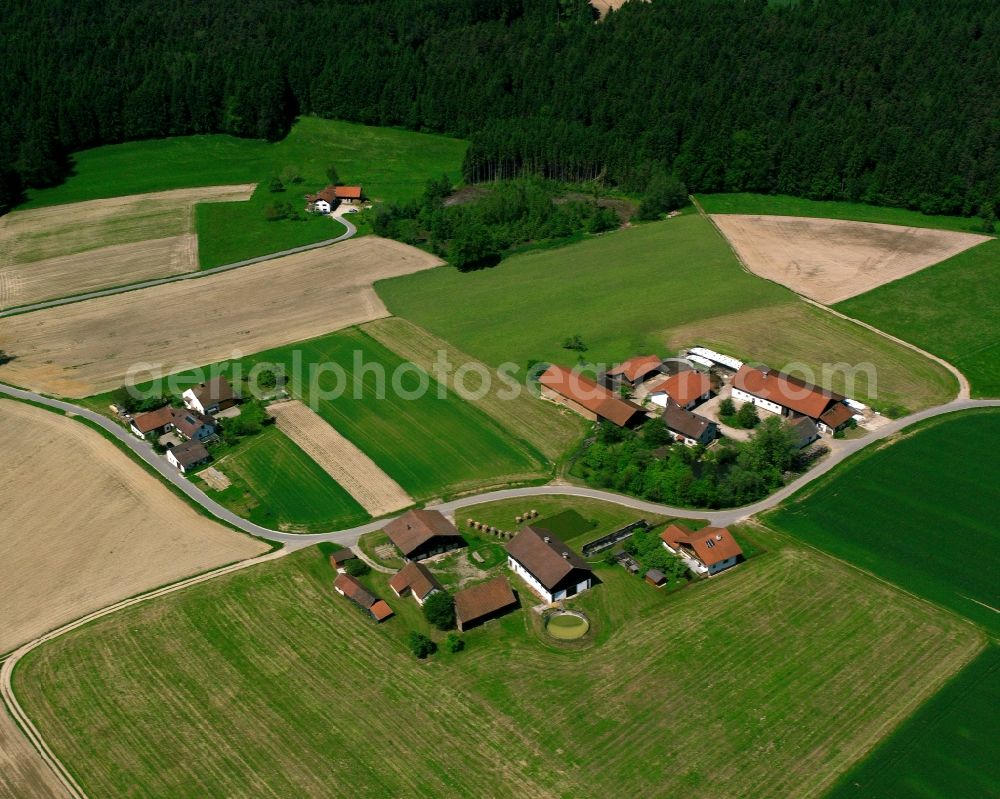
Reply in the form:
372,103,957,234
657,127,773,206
506,526,594,603
389,561,442,606
539,364,647,428
169,408,218,442
182,376,236,416
662,399,717,446
454,576,518,632
731,364,852,434
129,405,176,439
661,523,743,576
166,440,211,473
647,370,712,410
384,509,465,562
306,185,364,213
333,573,394,622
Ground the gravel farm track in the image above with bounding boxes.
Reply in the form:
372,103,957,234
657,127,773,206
1,199,998,797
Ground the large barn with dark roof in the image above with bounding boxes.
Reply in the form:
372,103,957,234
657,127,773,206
506,526,594,603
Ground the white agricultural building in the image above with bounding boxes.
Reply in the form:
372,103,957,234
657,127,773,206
506,527,594,603
688,347,743,371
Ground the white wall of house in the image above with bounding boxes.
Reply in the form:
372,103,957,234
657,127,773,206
508,556,554,602
129,424,147,439
315,199,332,213
731,387,784,416
181,389,205,414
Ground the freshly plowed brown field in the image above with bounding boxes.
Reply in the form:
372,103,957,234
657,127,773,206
713,214,989,304
0,237,444,397
0,185,254,309
267,400,412,517
0,399,266,655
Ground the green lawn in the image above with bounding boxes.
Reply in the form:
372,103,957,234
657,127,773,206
377,214,957,411
196,426,368,533
697,192,991,234
764,408,1000,635
19,116,468,268
836,239,1000,398
826,645,1000,799
14,541,980,798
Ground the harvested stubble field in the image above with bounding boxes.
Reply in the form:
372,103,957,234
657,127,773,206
0,399,266,655
363,317,586,461
0,185,254,309
15,543,980,798
0,236,443,397
712,214,989,304
379,215,957,411
267,399,412,517
0,705,69,799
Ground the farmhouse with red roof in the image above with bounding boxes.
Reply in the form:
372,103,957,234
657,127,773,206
661,523,743,576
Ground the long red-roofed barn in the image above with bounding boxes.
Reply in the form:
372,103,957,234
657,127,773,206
454,576,518,632
333,573,394,622
731,364,853,434
660,523,743,576
538,364,647,428
383,509,465,562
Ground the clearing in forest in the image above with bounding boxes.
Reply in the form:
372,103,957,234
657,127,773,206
0,184,254,309
0,236,443,397
0,399,266,656
14,543,981,798
363,317,586,461
712,214,989,304
267,400,412,517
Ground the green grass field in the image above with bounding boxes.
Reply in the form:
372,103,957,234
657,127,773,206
764,408,1000,635
121,328,548,501
697,193,991,234
826,645,1000,799
196,427,369,532
14,538,980,798
836,239,1000,398
19,117,468,268
378,214,957,411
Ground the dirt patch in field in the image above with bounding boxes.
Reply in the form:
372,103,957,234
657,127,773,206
713,214,989,304
0,185,253,309
0,399,267,654
267,399,412,516
0,237,444,397
198,466,232,491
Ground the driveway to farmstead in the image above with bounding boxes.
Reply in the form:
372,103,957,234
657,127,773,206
0,208,356,318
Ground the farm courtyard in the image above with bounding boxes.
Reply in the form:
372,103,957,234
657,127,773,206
14,534,981,799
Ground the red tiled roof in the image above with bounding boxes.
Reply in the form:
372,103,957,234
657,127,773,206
131,405,175,433
454,576,517,627
661,523,743,567
389,561,442,601
334,185,363,199
819,402,853,429
608,354,662,382
733,365,844,420
539,364,645,427
334,573,376,608
649,370,711,406
369,600,394,621
384,510,460,558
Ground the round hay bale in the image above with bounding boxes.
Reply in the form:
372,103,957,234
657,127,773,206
516,515,523,524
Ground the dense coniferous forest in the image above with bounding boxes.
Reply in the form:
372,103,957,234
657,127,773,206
2,0,998,218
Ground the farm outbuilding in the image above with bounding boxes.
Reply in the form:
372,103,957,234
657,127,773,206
647,370,712,410
454,576,518,632
538,364,647,428
333,573,394,622
731,364,852,434
506,527,594,604
606,354,663,388
384,509,465,561
389,561,442,605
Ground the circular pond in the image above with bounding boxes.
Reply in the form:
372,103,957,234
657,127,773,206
545,611,590,641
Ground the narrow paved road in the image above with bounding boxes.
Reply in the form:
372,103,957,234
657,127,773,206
3,382,997,547
0,211,357,318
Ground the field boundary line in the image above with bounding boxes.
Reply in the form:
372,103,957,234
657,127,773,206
0,210,356,319
0,549,288,799
691,194,971,400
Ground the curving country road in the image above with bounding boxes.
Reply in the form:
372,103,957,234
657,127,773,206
3,382,998,548
0,210,357,319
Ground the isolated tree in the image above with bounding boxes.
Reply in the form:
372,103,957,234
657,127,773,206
344,559,370,578
0,349,13,367
407,632,437,659
444,632,464,653
279,165,302,185
736,402,760,429
561,334,587,352
268,176,285,193
422,591,456,631
325,164,339,184
718,397,736,418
